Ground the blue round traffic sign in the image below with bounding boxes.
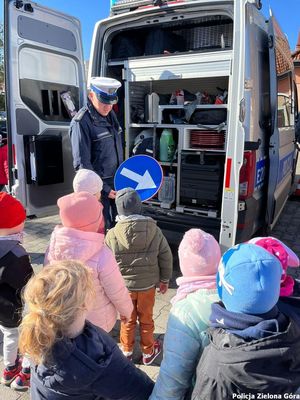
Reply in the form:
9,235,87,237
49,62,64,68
114,155,163,201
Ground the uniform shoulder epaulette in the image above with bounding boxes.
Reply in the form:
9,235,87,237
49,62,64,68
74,106,88,122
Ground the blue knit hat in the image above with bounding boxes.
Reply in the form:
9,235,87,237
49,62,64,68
217,243,282,315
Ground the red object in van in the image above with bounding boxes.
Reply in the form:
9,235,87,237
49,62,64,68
239,151,256,200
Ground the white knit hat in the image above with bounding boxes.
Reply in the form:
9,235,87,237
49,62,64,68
73,169,103,195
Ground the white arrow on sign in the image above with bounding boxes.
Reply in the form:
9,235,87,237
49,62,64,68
120,167,156,190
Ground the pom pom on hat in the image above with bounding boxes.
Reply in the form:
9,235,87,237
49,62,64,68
73,169,103,195
0,192,26,229
217,243,282,315
178,229,221,277
58,192,103,233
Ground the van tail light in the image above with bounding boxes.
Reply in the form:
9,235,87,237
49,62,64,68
239,151,256,200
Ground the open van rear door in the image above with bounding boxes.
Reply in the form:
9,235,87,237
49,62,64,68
4,0,86,216
266,14,296,229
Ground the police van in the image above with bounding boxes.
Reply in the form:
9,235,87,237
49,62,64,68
4,0,298,250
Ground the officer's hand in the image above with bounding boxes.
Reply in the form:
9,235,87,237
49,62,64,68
108,190,117,199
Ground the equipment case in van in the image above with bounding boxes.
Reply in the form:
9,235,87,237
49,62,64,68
179,152,224,210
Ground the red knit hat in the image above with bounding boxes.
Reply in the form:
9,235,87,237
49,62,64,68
0,192,26,229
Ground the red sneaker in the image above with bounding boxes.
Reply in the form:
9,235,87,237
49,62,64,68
1,362,22,386
142,340,161,366
11,370,31,391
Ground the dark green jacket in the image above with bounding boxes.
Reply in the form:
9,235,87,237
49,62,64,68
105,216,172,290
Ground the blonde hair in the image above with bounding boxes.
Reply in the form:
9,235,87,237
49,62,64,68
19,260,95,364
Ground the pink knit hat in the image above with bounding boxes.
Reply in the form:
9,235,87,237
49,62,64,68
178,229,221,277
249,236,300,297
57,191,103,233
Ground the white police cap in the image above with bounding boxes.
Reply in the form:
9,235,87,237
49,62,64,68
90,77,121,105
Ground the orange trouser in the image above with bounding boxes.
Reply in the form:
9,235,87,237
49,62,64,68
120,287,156,355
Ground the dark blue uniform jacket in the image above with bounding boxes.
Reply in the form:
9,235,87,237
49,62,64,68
70,100,124,195
31,321,154,400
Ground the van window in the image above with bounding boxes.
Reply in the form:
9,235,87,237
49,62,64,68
275,29,294,128
19,48,79,123
258,45,271,130
277,94,291,127
108,15,233,61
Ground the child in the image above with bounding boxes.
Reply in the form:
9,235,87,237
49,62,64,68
19,260,154,400
73,168,105,234
192,243,300,398
45,191,133,332
105,188,173,365
150,229,221,400
0,192,33,391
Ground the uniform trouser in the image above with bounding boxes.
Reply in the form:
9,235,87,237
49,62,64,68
0,325,30,368
101,194,117,231
120,287,156,355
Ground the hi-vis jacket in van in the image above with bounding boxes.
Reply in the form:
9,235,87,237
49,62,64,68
70,99,123,195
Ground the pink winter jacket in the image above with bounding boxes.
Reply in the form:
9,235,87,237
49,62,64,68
44,225,133,332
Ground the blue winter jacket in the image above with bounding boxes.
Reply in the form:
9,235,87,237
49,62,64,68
70,100,123,195
31,321,154,400
149,289,218,400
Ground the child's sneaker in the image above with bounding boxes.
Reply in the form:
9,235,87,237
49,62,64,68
122,350,133,362
142,340,161,366
1,361,22,386
11,369,31,391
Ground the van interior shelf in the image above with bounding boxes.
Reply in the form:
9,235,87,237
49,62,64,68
126,51,232,82
130,124,227,129
159,161,178,167
107,60,125,66
158,104,227,109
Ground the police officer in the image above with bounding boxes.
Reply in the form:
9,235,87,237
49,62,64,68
70,77,123,229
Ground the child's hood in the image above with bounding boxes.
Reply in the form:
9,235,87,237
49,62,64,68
47,225,105,263
35,322,117,392
33,322,154,399
112,216,157,249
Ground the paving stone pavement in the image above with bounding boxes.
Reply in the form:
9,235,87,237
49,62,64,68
1,197,300,399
